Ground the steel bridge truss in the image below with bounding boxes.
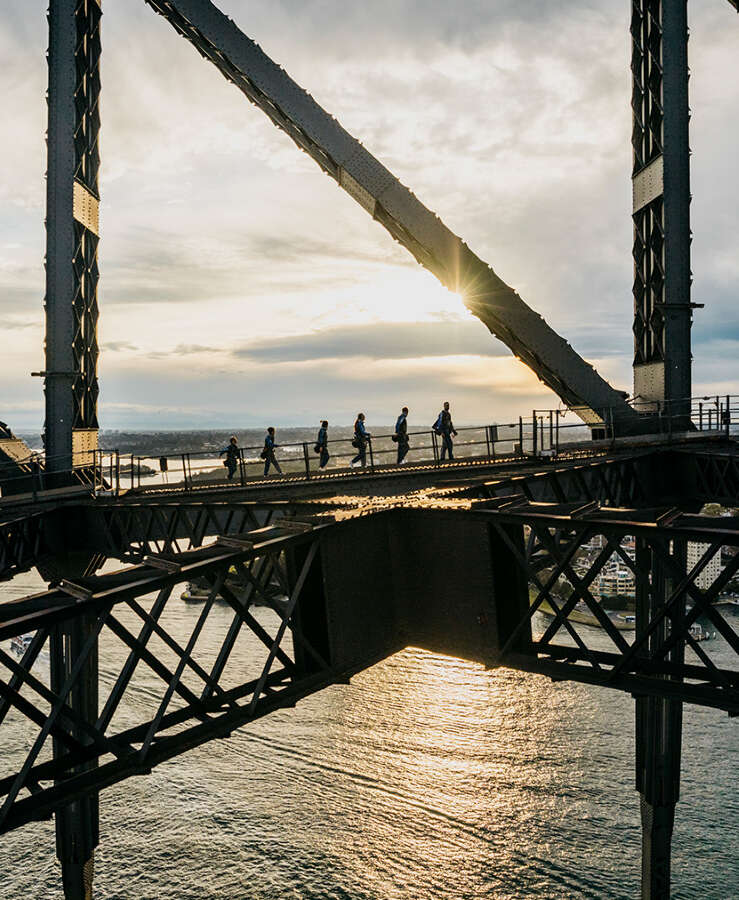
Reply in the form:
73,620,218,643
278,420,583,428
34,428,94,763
1,505,738,838
0,522,341,836
6,445,739,583
0,514,49,583
36,0,738,482
84,499,321,562
488,502,739,714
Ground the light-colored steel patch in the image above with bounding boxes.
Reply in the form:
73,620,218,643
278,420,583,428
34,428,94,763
633,361,666,409
342,147,396,199
339,168,376,215
632,156,664,213
72,427,99,467
73,180,99,235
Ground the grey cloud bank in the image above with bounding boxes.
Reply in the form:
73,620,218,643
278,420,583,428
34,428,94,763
232,321,509,363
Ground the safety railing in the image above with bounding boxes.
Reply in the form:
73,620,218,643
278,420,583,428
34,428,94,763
116,423,526,492
1,393,737,501
0,448,112,503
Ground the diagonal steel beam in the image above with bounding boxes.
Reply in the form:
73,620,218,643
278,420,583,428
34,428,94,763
142,0,649,433
199,555,271,703
97,584,173,731
0,629,47,727
232,560,330,672
0,606,107,829
247,540,318,714
138,569,226,759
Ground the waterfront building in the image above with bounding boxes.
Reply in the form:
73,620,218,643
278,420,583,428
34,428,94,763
687,541,723,591
596,560,636,601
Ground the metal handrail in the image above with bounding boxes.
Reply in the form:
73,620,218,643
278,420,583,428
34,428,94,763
1,393,737,500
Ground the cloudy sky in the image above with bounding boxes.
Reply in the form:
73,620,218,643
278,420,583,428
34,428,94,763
1,1,737,430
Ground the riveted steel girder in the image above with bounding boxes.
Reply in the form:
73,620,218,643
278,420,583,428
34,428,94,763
631,1,692,421
45,1,101,473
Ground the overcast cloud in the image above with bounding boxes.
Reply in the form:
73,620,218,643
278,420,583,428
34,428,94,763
0,1,736,429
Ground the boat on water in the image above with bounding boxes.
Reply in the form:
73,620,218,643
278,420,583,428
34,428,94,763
180,576,288,610
10,634,33,655
689,623,715,642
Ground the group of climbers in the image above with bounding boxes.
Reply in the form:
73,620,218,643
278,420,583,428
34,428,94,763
347,402,457,468
219,403,458,479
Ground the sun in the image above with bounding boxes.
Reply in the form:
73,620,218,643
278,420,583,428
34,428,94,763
332,264,466,327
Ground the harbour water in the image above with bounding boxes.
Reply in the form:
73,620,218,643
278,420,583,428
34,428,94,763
1,567,738,899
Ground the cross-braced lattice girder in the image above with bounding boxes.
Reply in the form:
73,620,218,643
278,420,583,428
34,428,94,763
3,502,739,839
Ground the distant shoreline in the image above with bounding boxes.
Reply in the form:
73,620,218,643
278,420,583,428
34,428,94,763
534,598,636,630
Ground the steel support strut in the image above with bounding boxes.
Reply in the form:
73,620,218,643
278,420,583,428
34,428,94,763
141,0,648,434
50,611,100,900
634,537,685,900
631,0,692,422
45,0,101,473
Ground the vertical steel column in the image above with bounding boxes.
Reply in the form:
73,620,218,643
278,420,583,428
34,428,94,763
50,612,99,900
45,0,101,472
285,540,329,678
631,0,692,422
634,537,685,899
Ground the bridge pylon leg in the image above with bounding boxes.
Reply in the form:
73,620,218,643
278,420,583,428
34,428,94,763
636,694,682,900
634,537,685,900
631,0,693,422
51,612,99,900
45,0,102,474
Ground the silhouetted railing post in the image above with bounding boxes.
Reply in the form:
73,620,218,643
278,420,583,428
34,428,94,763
518,417,524,456
725,395,731,438
130,454,135,491
181,454,188,491
238,449,246,486
532,411,538,457
302,442,311,479
368,437,375,471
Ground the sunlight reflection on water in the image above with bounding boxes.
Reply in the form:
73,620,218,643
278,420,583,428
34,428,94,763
1,569,737,899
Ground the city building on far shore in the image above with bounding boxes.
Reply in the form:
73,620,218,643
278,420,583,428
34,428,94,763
688,541,723,592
